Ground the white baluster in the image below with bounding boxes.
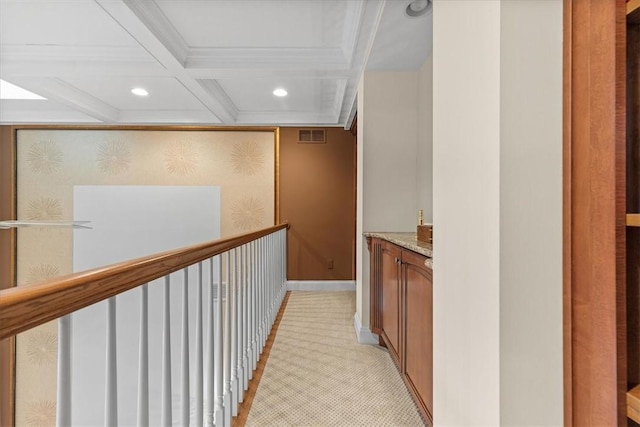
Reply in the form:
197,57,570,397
253,240,262,370
242,244,249,391
256,240,262,361
258,238,263,351
260,237,271,348
137,284,149,427
231,248,240,413
56,315,71,427
181,268,190,426
223,251,233,427
236,246,244,404
276,233,280,320
205,259,215,426
195,263,204,425
161,276,172,427
214,255,224,426
273,233,282,323
247,242,256,374
282,230,287,298
248,241,255,377
268,234,274,327
105,297,118,427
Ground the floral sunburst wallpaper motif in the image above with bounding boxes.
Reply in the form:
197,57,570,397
26,140,62,175
164,141,199,176
25,400,56,427
25,331,57,366
26,197,63,220
232,197,266,230
231,140,265,175
15,128,275,425
27,264,60,284
97,140,131,175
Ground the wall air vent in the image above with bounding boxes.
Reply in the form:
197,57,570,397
298,129,326,143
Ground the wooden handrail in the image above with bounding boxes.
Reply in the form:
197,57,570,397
0,223,289,341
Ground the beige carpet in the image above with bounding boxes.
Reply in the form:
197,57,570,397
245,291,426,427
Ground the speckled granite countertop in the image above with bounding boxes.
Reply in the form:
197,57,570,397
364,232,433,265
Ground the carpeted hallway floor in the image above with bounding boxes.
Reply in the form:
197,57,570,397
245,291,426,427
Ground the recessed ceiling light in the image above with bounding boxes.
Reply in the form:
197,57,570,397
0,79,46,100
405,0,431,17
273,88,288,97
131,87,149,97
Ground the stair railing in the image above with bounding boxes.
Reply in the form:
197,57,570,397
0,223,288,427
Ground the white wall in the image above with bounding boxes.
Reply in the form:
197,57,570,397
362,71,419,232
417,56,433,221
499,1,563,425
433,0,562,425
433,2,502,424
355,71,422,330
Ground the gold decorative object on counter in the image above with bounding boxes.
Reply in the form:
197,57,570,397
416,209,432,243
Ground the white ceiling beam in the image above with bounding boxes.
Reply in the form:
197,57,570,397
97,0,188,68
0,109,102,124
195,79,239,119
9,77,120,123
332,79,348,124
94,0,237,123
338,0,386,126
0,61,170,79
118,109,220,124
236,111,338,126
0,44,166,78
341,0,366,68
184,68,355,80
186,47,347,70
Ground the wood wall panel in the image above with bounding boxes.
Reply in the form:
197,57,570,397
628,23,640,389
0,125,16,427
564,0,628,425
279,127,356,281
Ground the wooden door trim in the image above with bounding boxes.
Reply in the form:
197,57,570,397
563,0,627,425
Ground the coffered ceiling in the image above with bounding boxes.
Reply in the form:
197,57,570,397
0,0,431,127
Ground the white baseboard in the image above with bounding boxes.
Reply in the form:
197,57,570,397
286,280,356,291
353,312,379,345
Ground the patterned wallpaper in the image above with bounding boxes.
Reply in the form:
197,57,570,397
14,129,276,426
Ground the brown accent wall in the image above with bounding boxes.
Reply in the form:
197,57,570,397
279,127,356,280
0,125,16,427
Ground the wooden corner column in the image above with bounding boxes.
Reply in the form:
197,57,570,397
0,125,16,427
563,0,628,425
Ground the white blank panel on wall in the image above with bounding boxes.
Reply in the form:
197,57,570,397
71,185,220,426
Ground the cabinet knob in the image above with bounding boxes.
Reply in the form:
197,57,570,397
395,257,401,264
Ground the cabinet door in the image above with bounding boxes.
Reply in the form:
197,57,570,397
403,250,433,419
381,241,402,364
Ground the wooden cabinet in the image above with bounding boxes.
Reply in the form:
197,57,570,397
367,237,433,424
381,241,402,364
403,250,433,418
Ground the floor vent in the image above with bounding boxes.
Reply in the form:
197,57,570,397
298,129,326,143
